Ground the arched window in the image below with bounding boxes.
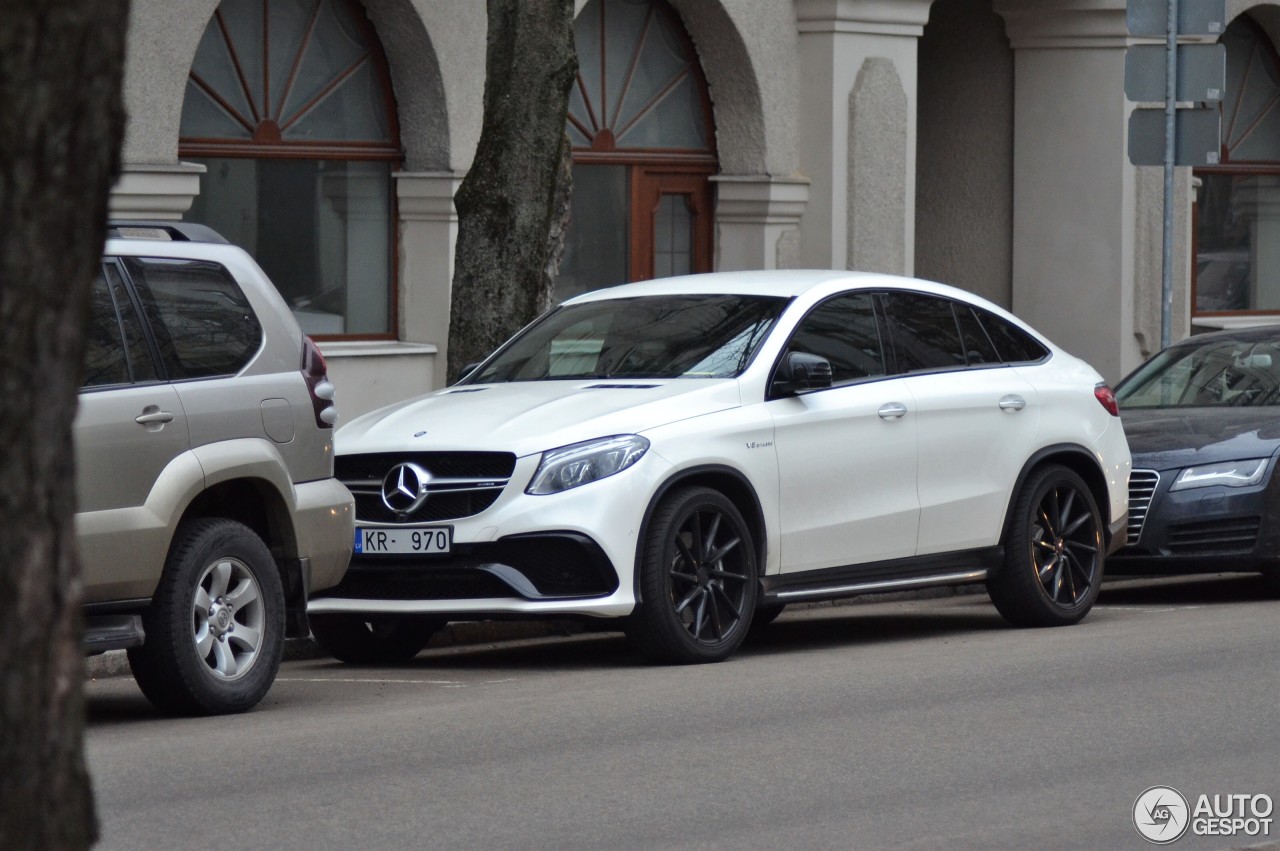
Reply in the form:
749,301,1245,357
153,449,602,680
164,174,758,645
558,0,717,300
180,0,401,337
1194,15,1280,318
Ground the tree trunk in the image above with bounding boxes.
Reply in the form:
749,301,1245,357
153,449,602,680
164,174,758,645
0,2,129,848
447,0,577,381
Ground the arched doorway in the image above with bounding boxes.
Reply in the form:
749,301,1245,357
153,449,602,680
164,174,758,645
1194,12,1280,320
179,0,402,338
558,0,718,300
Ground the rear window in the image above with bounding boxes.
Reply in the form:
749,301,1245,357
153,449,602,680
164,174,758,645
123,257,263,379
976,309,1049,364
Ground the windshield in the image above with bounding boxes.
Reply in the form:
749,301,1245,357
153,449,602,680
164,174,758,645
466,294,788,383
1117,338,1280,408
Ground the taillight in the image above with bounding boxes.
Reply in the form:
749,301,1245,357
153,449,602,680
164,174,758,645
302,336,338,428
1094,383,1120,417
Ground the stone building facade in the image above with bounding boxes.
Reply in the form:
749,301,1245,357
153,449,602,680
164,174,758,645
112,0,1280,416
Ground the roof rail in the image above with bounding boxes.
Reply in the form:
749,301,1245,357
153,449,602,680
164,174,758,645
106,221,230,244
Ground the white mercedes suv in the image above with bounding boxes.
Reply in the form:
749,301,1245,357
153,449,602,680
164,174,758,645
311,271,1130,664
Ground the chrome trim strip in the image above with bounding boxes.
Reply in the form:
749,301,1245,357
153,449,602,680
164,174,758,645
775,569,988,600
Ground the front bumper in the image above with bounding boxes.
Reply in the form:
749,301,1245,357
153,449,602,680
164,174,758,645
1109,466,1280,574
309,452,658,618
310,532,619,608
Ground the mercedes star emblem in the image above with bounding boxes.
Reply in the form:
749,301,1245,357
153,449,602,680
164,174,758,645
381,462,432,514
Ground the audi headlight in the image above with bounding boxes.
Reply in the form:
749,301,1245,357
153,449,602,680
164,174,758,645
527,435,650,495
1170,458,1269,491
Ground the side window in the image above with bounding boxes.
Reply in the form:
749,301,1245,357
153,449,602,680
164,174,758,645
122,257,263,379
83,270,129,388
955,305,1001,365
881,292,967,373
976,308,1050,364
83,265,160,388
786,292,886,384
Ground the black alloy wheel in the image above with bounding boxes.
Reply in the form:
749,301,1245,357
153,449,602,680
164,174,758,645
988,464,1104,627
627,486,757,663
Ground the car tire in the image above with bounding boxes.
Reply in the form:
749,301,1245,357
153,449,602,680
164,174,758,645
988,464,1104,628
127,519,284,716
626,486,757,664
310,614,444,664
1261,570,1280,599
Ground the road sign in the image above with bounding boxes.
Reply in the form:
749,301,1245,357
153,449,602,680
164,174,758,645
1126,0,1225,36
1128,107,1221,166
1125,43,1225,102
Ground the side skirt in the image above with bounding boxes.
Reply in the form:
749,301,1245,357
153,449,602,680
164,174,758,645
759,547,1003,604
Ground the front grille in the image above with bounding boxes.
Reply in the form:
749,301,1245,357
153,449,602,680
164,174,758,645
1127,469,1160,545
336,452,517,523
1166,517,1261,555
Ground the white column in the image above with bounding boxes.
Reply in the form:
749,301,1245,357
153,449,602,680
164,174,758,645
711,175,810,271
795,0,931,274
109,162,205,221
395,172,463,388
994,0,1186,380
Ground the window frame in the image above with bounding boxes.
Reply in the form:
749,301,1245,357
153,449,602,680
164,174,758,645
178,0,403,341
1191,14,1280,320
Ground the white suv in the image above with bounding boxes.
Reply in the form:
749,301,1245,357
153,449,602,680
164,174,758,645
313,271,1130,664
79,222,354,714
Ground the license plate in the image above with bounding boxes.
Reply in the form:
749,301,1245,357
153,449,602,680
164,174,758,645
354,526,452,555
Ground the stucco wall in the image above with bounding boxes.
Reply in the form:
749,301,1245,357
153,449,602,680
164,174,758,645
914,0,1014,307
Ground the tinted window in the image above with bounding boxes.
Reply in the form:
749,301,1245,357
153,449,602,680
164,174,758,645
786,292,885,384
469,294,786,383
84,270,129,388
84,265,160,388
123,257,263,379
978,309,1049,363
881,292,967,372
955,305,1001,365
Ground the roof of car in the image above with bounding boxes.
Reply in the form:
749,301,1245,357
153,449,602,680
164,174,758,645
1168,324,1280,347
563,269,979,303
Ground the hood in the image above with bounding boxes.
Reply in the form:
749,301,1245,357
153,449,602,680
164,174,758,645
1120,407,1280,470
336,379,742,457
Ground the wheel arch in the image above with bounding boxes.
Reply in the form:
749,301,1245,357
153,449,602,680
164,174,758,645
1000,444,1114,551
179,477,298,560
632,464,768,603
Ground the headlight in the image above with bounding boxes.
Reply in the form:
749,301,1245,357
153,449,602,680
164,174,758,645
526,435,650,495
1169,458,1269,491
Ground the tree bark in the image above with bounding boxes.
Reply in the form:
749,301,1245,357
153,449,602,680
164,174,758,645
447,0,577,381
0,1,128,847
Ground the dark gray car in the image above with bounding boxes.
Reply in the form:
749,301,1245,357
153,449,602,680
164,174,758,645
1112,326,1280,595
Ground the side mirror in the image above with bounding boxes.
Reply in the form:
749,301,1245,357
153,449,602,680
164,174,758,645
771,351,833,397
454,362,481,384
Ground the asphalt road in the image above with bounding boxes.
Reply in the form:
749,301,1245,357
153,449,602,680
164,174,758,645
85,575,1280,850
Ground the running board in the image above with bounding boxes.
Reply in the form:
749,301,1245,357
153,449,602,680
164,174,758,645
759,547,1001,605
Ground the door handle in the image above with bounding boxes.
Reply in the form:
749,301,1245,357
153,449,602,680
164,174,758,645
998,395,1026,412
135,408,175,426
877,402,908,420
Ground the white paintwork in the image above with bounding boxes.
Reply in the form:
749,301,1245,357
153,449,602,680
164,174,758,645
318,270,1132,620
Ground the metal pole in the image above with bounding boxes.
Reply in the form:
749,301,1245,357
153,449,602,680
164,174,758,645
1161,0,1178,349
